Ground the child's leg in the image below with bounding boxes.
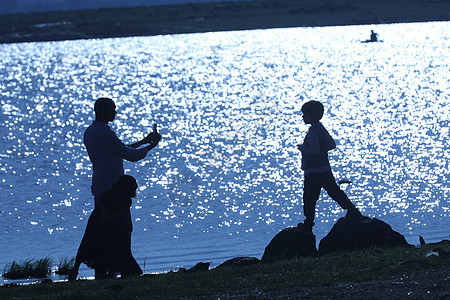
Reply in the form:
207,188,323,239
302,173,322,229
321,171,357,211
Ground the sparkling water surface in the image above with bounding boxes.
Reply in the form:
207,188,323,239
0,22,449,282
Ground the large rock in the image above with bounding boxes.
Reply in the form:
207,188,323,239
216,257,260,269
177,262,211,273
262,227,317,263
318,217,410,254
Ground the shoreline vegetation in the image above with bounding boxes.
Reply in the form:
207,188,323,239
1,241,449,298
1,0,449,44
3,257,75,280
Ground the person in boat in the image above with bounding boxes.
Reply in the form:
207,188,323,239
362,30,379,43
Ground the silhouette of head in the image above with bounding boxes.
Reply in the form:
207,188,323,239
113,175,138,198
94,98,116,123
301,101,324,124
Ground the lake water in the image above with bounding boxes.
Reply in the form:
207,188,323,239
0,22,449,283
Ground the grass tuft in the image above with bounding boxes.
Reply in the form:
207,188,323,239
3,257,52,279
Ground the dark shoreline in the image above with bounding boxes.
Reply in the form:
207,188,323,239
1,0,449,44
1,241,449,299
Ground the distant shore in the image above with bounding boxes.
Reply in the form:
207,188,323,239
0,0,449,43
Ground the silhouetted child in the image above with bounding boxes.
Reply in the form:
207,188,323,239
297,101,362,233
70,175,142,280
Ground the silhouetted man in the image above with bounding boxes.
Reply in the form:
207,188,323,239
84,97,161,202
81,97,160,279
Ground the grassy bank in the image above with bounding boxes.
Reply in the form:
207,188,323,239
3,257,52,280
1,0,449,43
1,241,449,299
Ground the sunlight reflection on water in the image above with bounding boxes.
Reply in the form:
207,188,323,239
0,22,449,280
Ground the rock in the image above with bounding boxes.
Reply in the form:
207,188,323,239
56,267,73,276
425,240,450,257
426,239,450,248
185,262,210,273
431,248,450,257
216,257,260,269
262,227,317,263
318,217,410,255
40,278,52,284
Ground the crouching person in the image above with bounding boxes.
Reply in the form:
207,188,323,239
70,175,142,280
